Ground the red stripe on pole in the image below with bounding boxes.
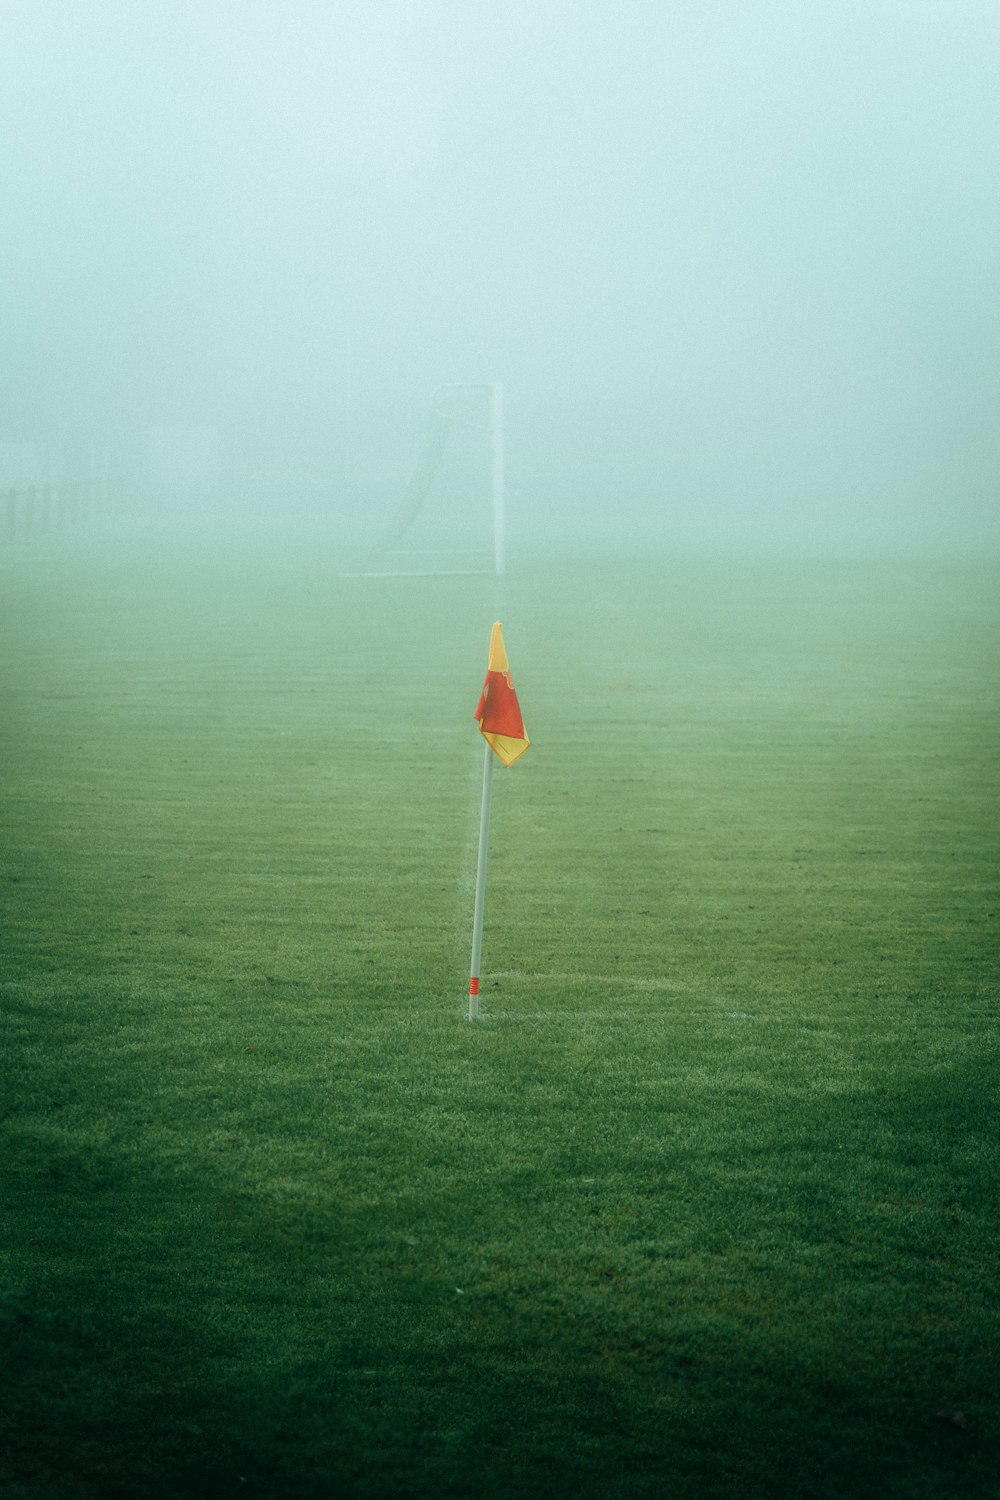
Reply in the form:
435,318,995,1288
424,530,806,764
469,977,480,997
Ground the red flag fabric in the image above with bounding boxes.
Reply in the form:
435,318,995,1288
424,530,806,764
474,622,530,766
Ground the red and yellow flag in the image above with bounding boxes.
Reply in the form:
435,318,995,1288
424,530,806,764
474,622,530,766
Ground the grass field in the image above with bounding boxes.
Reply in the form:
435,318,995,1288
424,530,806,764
2,520,998,1498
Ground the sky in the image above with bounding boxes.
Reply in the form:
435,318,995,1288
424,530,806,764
2,0,999,545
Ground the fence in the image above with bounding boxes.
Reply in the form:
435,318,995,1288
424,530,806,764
2,448,119,544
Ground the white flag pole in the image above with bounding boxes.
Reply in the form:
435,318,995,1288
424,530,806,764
468,738,495,1020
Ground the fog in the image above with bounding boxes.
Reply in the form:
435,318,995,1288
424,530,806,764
3,0,999,553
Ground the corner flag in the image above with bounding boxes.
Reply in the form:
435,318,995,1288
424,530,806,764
468,621,529,1019
474,621,530,765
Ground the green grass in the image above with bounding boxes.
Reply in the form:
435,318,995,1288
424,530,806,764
2,523,998,1498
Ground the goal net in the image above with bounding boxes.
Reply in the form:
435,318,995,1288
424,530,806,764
346,383,504,577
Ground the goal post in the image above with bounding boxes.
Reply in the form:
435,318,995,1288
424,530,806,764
344,382,506,578
490,382,505,578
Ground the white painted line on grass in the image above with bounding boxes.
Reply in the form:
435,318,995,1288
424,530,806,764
489,970,684,992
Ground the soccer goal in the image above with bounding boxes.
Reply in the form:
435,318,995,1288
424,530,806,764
345,383,505,577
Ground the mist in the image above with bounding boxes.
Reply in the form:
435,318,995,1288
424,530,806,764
3,0,999,555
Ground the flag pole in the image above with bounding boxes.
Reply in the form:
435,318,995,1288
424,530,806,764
468,738,495,1020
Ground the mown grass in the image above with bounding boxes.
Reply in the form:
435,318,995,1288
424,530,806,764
2,523,998,1498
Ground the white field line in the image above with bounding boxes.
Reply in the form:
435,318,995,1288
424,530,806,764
341,568,494,578
488,970,685,993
